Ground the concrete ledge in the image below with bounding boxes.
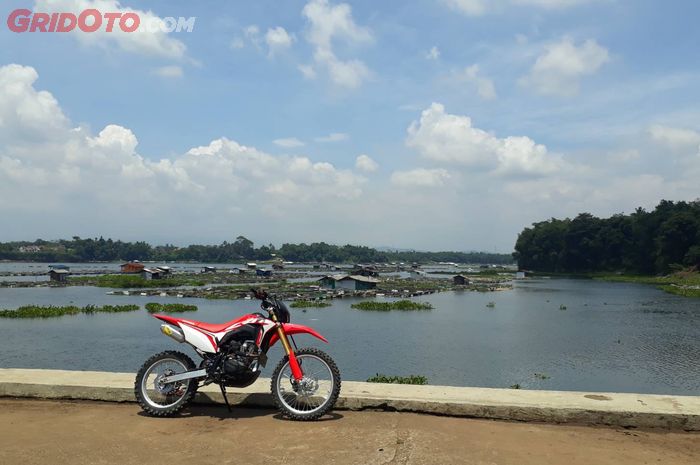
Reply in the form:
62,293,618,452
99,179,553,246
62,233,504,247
1,368,699,430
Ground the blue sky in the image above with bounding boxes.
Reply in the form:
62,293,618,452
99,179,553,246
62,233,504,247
1,0,699,251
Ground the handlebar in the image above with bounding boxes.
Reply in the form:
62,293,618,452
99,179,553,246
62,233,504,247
250,288,268,300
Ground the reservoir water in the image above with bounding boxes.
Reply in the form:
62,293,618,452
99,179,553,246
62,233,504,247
0,270,698,395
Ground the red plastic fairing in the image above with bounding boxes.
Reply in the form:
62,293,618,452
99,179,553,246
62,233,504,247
268,323,328,347
152,314,182,326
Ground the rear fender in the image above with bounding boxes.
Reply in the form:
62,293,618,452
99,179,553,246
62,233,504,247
268,323,328,348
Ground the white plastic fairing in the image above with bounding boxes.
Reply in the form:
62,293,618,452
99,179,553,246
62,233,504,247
180,324,217,353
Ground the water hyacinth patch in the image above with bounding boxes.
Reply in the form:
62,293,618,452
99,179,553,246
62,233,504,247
366,374,428,385
351,300,433,311
145,302,198,313
0,304,140,319
290,300,331,308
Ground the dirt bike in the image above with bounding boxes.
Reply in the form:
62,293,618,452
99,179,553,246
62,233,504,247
134,288,341,420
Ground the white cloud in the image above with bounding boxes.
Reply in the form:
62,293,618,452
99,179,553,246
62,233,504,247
315,132,349,143
273,137,305,148
0,64,367,239
34,0,187,59
648,125,700,152
426,46,440,60
301,0,373,88
443,0,489,16
230,38,245,50
512,0,595,8
298,64,317,80
391,168,451,187
0,64,70,143
152,66,183,78
443,0,596,16
406,103,560,176
355,154,378,172
520,37,609,97
461,64,497,100
266,27,295,56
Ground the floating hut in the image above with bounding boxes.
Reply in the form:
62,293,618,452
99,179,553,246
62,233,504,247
120,261,144,274
48,269,70,282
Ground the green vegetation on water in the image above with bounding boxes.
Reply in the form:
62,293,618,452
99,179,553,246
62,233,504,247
351,300,433,311
366,374,428,385
0,304,140,319
595,271,700,298
71,274,206,288
289,300,331,308
144,303,198,313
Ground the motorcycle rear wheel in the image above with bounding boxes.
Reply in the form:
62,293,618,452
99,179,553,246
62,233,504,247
134,350,198,417
271,347,341,421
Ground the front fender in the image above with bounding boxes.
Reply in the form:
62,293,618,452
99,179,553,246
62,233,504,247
268,323,328,348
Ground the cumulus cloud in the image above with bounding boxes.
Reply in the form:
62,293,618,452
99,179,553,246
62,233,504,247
406,103,560,176
315,132,349,143
0,64,366,240
273,137,305,148
391,168,451,187
152,65,183,78
301,0,373,88
648,124,700,152
34,0,188,59
265,27,295,56
444,0,596,16
460,65,497,100
355,154,378,172
426,46,440,60
520,37,609,97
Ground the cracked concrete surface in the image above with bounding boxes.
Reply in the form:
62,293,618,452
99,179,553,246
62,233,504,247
0,399,698,465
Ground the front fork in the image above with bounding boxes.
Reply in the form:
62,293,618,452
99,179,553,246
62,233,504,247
275,324,304,381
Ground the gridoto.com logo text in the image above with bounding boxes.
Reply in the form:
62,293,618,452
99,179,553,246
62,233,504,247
7,8,196,33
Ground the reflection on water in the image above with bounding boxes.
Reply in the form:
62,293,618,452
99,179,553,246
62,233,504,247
0,276,698,395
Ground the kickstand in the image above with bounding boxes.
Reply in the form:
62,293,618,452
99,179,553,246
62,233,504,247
219,384,232,413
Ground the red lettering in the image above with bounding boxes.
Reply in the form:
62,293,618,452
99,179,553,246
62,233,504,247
119,12,139,32
48,13,59,32
78,8,101,32
7,9,31,33
104,12,120,32
30,13,50,32
57,13,77,32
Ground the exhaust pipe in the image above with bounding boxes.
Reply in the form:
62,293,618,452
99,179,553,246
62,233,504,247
160,324,185,343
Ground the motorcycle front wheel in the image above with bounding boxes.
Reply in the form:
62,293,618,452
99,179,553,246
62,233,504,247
271,347,341,421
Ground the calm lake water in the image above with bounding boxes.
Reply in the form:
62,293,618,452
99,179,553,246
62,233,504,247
0,272,698,395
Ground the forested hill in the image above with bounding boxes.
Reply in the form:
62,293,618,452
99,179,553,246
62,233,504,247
0,237,513,265
513,200,700,274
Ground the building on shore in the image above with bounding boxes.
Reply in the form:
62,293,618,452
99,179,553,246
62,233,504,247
318,274,379,291
453,274,470,286
246,263,257,269
201,266,216,273
120,261,145,274
48,269,70,282
155,266,171,276
353,265,379,278
256,269,272,277
141,268,163,280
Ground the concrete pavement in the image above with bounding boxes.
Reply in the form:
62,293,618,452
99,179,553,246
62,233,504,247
0,399,698,465
1,368,699,430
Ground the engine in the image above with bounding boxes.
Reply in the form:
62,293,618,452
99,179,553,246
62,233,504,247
223,340,260,376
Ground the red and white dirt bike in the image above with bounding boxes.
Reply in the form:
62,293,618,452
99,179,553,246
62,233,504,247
134,289,341,420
